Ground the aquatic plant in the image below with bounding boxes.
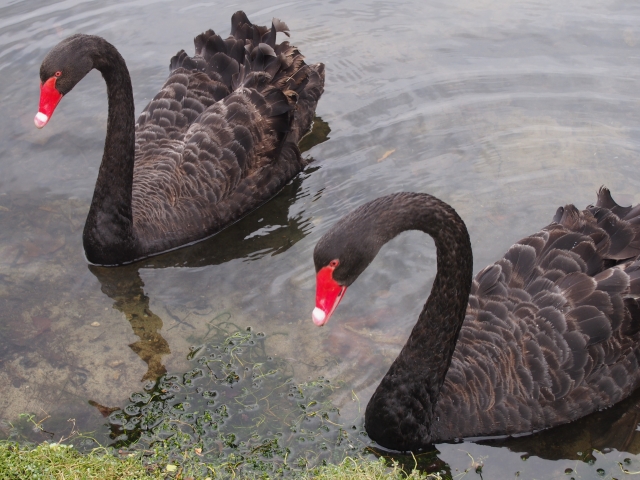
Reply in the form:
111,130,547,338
106,325,372,477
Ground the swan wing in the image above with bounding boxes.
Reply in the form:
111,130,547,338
129,12,324,253
434,187,640,441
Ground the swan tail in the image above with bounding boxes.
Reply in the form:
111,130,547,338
231,17,325,146
595,186,634,218
177,11,322,111
194,29,217,56
230,11,251,36
154,11,320,179
231,12,325,144
549,189,640,343
261,18,291,48
588,188,640,261
230,10,270,43
289,62,325,144
169,49,208,74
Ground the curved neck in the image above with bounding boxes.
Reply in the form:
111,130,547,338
82,36,137,264
363,193,473,451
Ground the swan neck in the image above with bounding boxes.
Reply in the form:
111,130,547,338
83,37,137,264
364,193,473,451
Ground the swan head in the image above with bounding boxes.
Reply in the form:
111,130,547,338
35,34,95,128
312,202,388,326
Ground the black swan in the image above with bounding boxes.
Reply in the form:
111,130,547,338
312,190,640,452
35,11,324,265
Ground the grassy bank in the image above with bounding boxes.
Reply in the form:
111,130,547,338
0,328,446,479
0,440,437,479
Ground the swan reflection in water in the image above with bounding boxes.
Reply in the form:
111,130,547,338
87,118,329,383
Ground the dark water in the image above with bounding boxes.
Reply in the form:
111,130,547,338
2,0,640,477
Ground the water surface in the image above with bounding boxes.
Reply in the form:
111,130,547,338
2,0,640,477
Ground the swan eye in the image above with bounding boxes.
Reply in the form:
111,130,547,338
329,259,339,268
54,71,62,77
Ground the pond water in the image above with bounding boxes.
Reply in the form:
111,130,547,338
2,0,640,477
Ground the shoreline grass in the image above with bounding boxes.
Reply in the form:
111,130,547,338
0,440,440,479
0,328,445,479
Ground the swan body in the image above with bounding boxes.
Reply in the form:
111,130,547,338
35,12,324,265
312,190,640,452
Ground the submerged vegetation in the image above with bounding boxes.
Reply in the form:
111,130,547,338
4,325,639,478
106,324,370,477
1,325,443,478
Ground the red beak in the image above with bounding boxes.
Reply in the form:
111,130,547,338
34,77,63,128
312,264,346,326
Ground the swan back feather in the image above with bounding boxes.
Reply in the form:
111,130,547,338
432,187,640,442
130,12,324,257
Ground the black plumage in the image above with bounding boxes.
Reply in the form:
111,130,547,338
37,11,324,265
313,189,640,452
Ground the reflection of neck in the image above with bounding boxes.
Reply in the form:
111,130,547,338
363,193,473,451
89,265,169,381
82,35,137,265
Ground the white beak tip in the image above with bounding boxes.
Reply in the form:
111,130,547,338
312,307,327,326
34,112,48,129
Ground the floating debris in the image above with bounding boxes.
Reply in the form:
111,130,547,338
376,148,396,163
